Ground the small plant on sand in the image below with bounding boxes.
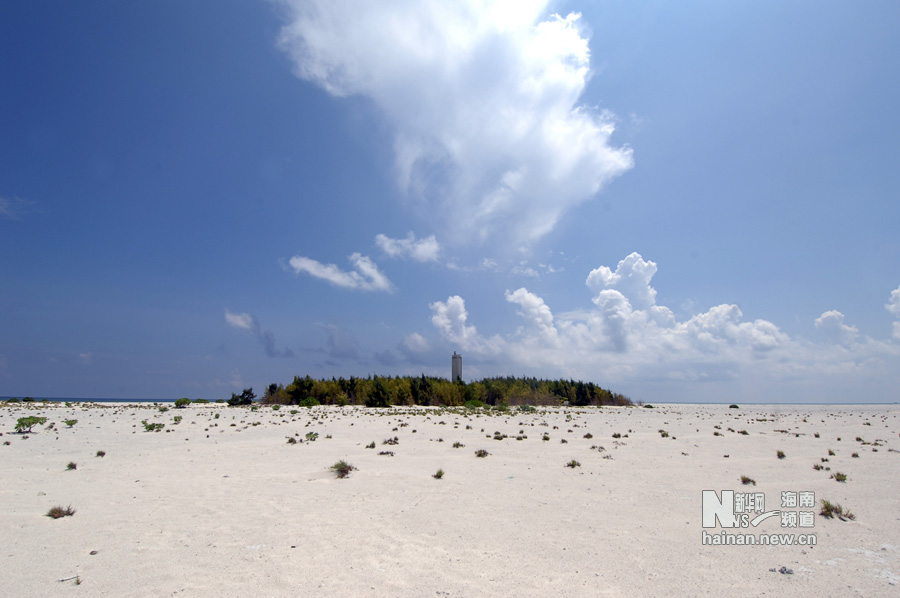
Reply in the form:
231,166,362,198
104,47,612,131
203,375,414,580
659,429,669,438
366,441,375,449
433,468,445,479
47,505,76,519
330,460,356,479
141,420,164,432
378,450,394,456
452,441,465,448
820,499,855,521
286,436,297,444
96,450,105,458
565,459,581,468
612,432,621,439
777,450,786,459
740,476,756,486
475,449,490,458
15,416,47,433
729,404,739,409
383,436,399,445
66,462,77,470
172,416,182,425
542,433,550,442
305,432,319,442
583,432,593,439
831,472,847,482
813,464,823,471
64,419,78,428
851,452,859,458
828,449,835,456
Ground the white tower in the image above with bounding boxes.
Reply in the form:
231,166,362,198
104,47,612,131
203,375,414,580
452,351,462,382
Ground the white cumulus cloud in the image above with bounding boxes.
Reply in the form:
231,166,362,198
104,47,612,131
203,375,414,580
276,0,634,247
423,253,900,402
288,253,393,292
375,232,441,262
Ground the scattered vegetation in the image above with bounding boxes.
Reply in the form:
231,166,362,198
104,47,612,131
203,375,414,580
831,472,848,482
305,432,319,442
452,441,465,448
141,420,164,433
740,476,756,486
474,449,490,458
330,460,356,479
47,505,76,519
63,419,78,428
432,468,445,479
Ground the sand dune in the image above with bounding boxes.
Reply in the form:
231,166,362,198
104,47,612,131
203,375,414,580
1,402,898,597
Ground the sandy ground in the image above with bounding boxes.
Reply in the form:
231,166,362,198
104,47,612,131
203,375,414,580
1,402,898,597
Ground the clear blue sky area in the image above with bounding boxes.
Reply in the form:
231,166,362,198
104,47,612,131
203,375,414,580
2,1,898,403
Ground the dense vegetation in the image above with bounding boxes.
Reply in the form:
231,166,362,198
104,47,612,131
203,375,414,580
251,375,631,408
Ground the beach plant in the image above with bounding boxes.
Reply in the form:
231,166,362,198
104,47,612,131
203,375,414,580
777,450,786,459
286,436,297,444
612,432,621,439
330,460,356,479
433,468,445,479
378,451,394,456
173,416,182,425
47,505,76,519
565,459,581,468
305,432,319,442
813,464,823,471
474,449,490,458
141,420,164,433
15,416,47,433
96,450,105,457
831,472,847,482
659,429,669,438
366,441,375,449
174,398,191,409
452,442,465,448
820,499,855,521
828,449,835,456
64,419,78,428
729,404,739,409
66,462,77,470
740,476,756,486
852,452,859,458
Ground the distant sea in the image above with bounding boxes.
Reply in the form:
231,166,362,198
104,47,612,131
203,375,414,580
0,396,175,403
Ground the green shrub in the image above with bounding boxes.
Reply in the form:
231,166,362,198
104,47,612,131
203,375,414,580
96,450,106,458
172,416,182,425
193,398,209,404
777,450,786,459
66,462,77,470
64,419,78,428
729,404,739,409
330,460,356,479
174,398,191,409
141,420,164,433
831,472,847,482
452,442,464,448
433,468,445,479
565,459,581,468
15,416,47,433
297,397,320,408
272,404,281,411
518,404,537,412
366,441,375,449
305,432,319,442
740,476,756,485
474,449,490,458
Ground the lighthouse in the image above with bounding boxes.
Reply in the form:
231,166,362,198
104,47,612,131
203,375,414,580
452,352,462,382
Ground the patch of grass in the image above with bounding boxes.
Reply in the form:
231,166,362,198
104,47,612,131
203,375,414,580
305,432,319,442
777,450,786,459
813,464,823,471
820,499,855,521
47,505,76,519
740,476,756,486
330,460,356,479
474,449,490,458
141,420,164,432
565,459,581,468
66,462,77,470
452,441,464,448
432,469,444,479
831,472,847,482
63,419,78,428
366,441,375,449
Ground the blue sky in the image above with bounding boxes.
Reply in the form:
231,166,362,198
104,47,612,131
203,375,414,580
2,0,898,403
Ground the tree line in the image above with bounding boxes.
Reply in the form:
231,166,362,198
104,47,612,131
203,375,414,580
238,375,631,408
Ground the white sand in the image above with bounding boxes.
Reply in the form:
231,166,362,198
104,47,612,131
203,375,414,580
1,402,898,597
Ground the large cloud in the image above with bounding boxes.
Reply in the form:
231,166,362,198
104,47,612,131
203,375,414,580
425,253,900,400
276,0,633,246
